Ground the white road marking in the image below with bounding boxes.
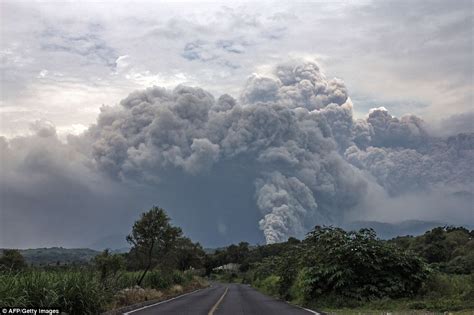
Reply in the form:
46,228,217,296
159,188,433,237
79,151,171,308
208,286,228,315
123,288,204,314
301,306,321,314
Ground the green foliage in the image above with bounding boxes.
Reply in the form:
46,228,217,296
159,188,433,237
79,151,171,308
230,225,474,312
93,249,125,282
161,237,206,271
0,205,208,313
244,227,429,304
300,226,429,301
0,270,109,314
290,267,314,303
204,242,251,275
390,226,474,274
254,275,280,297
126,206,182,285
171,270,186,284
0,268,204,313
0,249,27,271
143,270,173,289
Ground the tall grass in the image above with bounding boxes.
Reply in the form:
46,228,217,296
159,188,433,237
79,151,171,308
0,269,202,314
0,269,109,314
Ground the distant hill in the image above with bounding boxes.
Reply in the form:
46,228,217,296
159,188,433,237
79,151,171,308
343,220,450,239
0,247,101,266
88,234,130,251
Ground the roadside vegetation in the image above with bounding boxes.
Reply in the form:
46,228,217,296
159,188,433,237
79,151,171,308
1,206,473,314
0,206,208,314
205,226,474,313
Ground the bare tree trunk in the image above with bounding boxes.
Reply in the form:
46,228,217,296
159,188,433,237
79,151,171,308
137,241,154,286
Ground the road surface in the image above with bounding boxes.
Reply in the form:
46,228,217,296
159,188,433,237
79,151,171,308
124,283,320,315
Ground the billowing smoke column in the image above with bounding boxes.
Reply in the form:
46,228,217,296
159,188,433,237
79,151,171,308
2,60,472,246
86,61,368,243
82,60,474,243
347,109,474,196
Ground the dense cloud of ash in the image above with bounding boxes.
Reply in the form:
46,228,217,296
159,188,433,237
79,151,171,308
347,108,474,196
347,179,474,226
84,61,367,243
1,60,473,247
0,123,121,247
431,111,474,136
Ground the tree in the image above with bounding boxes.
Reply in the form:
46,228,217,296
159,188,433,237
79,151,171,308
93,249,125,282
172,237,206,271
0,249,27,271
126,206,182,286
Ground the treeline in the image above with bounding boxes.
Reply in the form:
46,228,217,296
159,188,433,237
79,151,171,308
205,226,474,311
0,247,100,266
389,226,474,274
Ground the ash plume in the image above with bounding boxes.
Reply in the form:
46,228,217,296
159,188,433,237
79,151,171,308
1,60,473,246
85,61,367,243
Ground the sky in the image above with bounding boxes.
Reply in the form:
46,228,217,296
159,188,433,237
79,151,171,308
0,0,473,249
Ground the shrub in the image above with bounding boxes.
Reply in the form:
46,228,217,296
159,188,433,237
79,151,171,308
171,270,186,284
144,270,172,289
255,275,280,297
300,227,429,301
420,273,474,301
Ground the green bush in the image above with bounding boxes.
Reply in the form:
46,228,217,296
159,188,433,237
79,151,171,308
420,273,474,302
289,267,313,304
300,227,429,301
144,270,172,289
255,275,280,297
171,270,186,284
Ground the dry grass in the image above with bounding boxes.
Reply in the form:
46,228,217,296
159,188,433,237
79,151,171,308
111,286,164,308
170,284,183,294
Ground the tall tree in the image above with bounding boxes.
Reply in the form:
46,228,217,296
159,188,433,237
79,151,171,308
126,206,182,286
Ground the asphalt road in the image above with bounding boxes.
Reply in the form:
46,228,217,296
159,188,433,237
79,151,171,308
124,283,320,315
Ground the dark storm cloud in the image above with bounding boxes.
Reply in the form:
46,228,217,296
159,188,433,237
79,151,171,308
1,61,473,248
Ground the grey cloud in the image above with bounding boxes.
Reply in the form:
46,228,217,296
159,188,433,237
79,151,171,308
345,113,474,196
216,40,246,54
2,60,473,248
256,172,317,243
241,61,349,110
182,40,217,62
41,26,118,68
240,75,280,104
346,104,473,198
30,119,57,138
181,38,247,69
365,108,428,148
435,111,474,136
83,61,368,243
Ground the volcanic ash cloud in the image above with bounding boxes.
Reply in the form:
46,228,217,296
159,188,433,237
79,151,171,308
85,61,371,243
2,60,473,245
